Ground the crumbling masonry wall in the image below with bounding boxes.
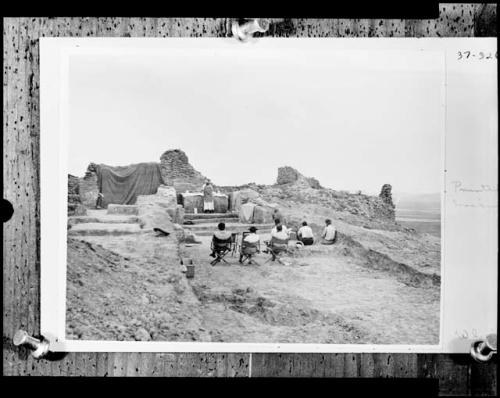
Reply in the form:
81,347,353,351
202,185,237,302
78,163,100,208
68,174,82,215
277,166,322,189
159,149,209,194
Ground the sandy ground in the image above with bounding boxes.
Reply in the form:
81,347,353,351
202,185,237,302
66,234,211,342
67,226,440,344
179,235,440,344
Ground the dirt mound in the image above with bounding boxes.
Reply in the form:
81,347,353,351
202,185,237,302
66,237,210,341
337,233,440,288
191,284,368,341
261,184,396,224
279,230,439,288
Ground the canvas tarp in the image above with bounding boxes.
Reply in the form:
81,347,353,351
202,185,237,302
239,202,255,223
97,162,163,206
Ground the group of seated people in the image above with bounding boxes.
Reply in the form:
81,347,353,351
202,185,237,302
273,218,337,246
209,223,260,265
209,216,337,261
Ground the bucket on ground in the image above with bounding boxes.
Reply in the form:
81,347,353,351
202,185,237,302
181,257,195,278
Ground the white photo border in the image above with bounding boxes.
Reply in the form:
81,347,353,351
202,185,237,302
40,37,497,353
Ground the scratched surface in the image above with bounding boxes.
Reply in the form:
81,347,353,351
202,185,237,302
2,6,497,395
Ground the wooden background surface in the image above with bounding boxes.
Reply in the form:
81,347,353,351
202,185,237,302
2,4,497,395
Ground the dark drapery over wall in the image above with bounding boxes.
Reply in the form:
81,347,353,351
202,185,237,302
97,162,163,206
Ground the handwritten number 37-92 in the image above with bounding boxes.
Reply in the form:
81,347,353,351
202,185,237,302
458,51,497,60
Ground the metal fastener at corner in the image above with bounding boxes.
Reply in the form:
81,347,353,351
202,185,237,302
13,330,50,359
470,333,497,363
231,18,271,42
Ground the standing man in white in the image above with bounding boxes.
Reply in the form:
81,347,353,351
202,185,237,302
202,180,214,213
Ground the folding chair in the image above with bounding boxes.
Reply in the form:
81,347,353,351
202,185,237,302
238,231,261,265
230,232,239,256
264,236,290,265
210,236,234,266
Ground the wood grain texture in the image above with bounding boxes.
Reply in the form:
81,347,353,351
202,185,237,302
2,7,497,395
474,3,497,37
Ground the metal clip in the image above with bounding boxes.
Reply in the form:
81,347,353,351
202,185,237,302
470,333,497,363
13,330,50,359
231,18,270,42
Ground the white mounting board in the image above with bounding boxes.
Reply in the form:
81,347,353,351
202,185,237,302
40,38,497,353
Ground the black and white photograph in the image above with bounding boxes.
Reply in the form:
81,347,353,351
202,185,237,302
3,9,498,390
62,43,444,345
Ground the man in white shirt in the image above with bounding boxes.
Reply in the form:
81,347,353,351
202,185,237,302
271,218,289,238
243,226,260,244
321,219,336,245
297,221,314,245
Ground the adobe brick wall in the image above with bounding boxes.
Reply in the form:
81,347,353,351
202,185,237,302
159,149,208,193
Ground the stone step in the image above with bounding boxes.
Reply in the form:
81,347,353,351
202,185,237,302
183,222,274,233
183,217,241,225
193,228,273,237
68,223,144,236
106,204,139,215
68,215,140,225
184,213,238,220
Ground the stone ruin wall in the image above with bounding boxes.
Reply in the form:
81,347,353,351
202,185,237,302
78,163,100,208
70,154,395,223
159,149,209,195
70,150,212,210
277,166,301,185
277,166,322,189
377,184,396,220
68,174,82,215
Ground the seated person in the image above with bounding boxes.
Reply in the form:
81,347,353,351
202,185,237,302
321,219,337,245
271,224,289,241
210,222,232,257
95,192,104,209
271,218,289,238
240,226,260,264
267,224,290,262
297,221,314,245
243,226,260,246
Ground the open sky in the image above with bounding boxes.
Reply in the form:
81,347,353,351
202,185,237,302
67,45,444,195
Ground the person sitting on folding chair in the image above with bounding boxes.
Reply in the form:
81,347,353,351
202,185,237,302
265,224,290,264
210,222,233,266
239,226,260,265
271,218,289,238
